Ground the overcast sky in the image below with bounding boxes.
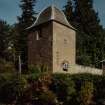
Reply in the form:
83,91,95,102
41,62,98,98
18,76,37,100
0,0,105,28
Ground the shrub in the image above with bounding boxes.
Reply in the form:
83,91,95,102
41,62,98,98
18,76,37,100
79,81,94,105
0,59,15,73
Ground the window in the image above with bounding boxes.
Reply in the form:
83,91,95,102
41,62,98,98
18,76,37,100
64,39,67,44
36,28,42,40
36,31,39,40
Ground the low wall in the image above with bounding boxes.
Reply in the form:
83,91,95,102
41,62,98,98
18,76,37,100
53,64,103,75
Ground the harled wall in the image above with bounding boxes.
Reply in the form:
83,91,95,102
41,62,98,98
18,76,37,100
52,21,76,72
53,64,103,75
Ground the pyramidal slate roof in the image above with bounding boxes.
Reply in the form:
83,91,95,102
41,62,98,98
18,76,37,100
27,5,74,29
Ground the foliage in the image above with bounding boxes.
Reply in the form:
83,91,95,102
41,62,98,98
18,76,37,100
1,0,105,104
64,0,105,68
0,20,12,61
0,59,15,73
28,65,41,79
0,74,28,104
74,0,104,67
79,81,94,105
13,0,37,69
18,67,54,105
93,75,105,105
28,65,50,81
53,73,105,105
63,0,74,23
0,73,105,105
38,90,57,105
51,74,76,104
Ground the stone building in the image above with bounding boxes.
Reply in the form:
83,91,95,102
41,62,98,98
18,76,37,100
28,5,76,72
27,5,104,75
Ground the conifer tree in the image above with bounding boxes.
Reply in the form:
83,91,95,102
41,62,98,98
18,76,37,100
74,0,101,34
63,0,74,22
15,0,37,69
73,0,104,67
64,0,105,67
0,20,11,60
18,0,37,28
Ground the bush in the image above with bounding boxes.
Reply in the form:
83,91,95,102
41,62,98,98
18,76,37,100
51,74,76,104
79,81,94,105
0,74,28,104
38,90,57,105
0,59,15,73
52,74,105,105
0,72,105,105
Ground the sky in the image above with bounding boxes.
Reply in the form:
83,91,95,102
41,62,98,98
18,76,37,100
0,0,105,28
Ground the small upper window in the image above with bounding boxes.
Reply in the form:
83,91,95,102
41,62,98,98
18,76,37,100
36,32,39,40
36,28,42,40
64,39,67,44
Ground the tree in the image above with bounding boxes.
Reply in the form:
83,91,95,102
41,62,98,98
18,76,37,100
15,0,37,69
73,0,105,67
94,76,105,105
0,20,12,60
18,0,37,29
63,0,74,23
74,0,101,32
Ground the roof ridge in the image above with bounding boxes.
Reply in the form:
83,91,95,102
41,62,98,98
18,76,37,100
51,5,54,20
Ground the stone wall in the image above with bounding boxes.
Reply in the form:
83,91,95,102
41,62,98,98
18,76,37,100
28,20,103,75
28,22,53,71
53,64,103,75
53,21,76,72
